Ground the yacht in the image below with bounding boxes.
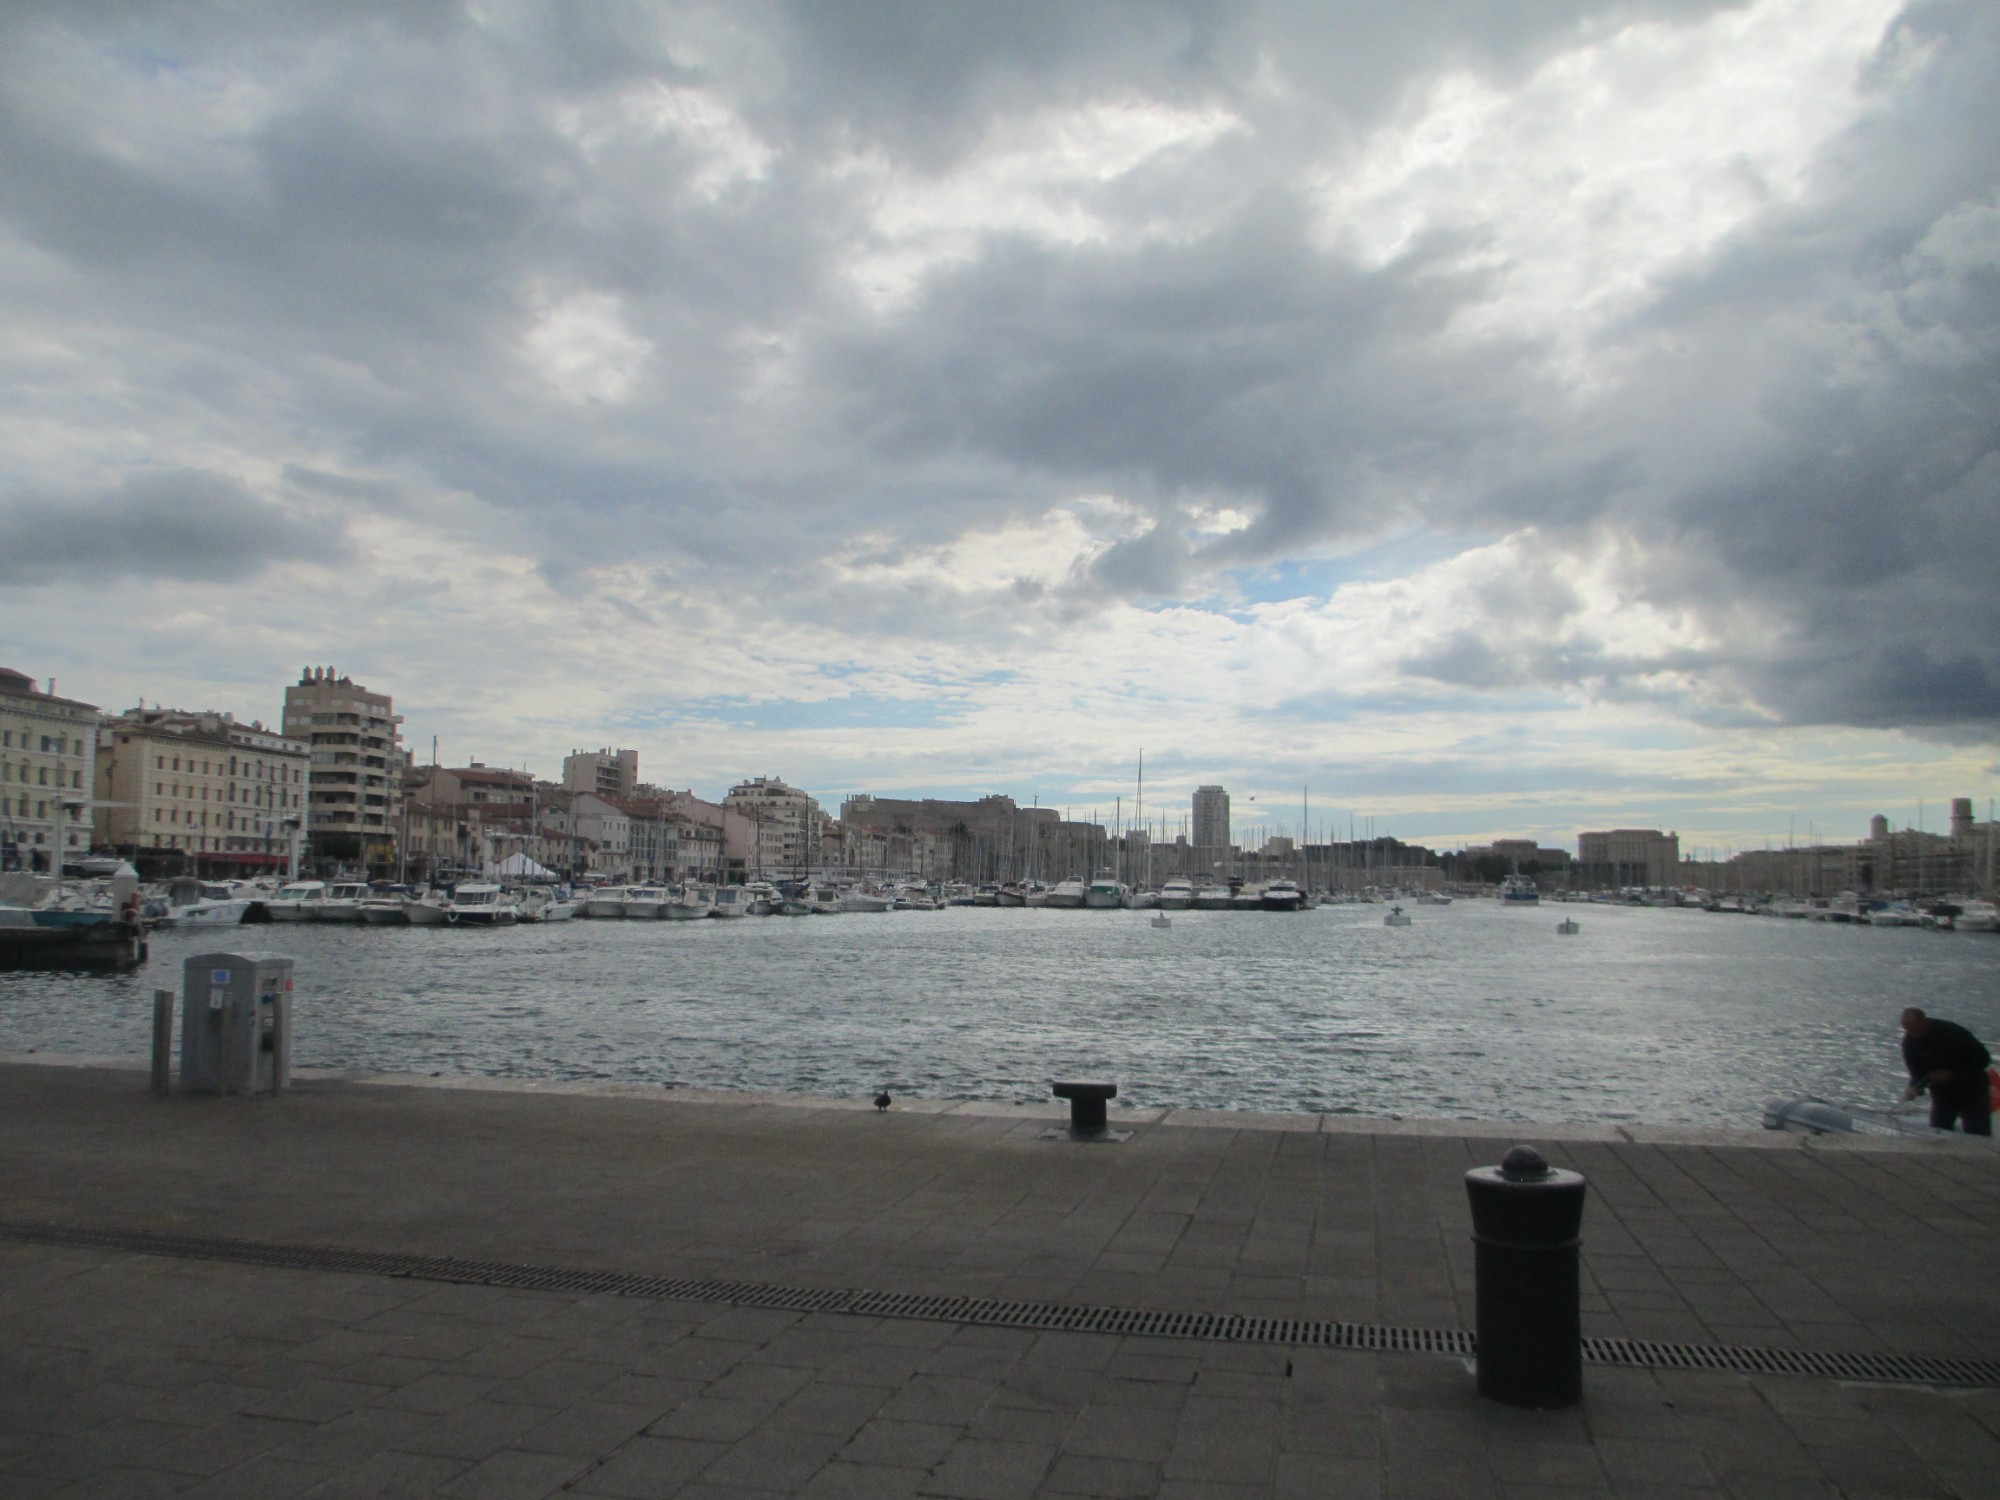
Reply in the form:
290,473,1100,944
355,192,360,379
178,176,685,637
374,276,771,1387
164,881,259,927
742,880,779,915
1045,877,1087,909
317,882,368,923
1157,877,1194,911
709,885,756,918
1192,883,1234,911
1954,900,1998,932
665,886,714,920
359,888,410,925
584,886,630,919
838,885,892,913
404,891,451,926
265,881,330,921
622,885,670,920
994,884,1027,908
1260,879,1306,913
806,882,845,915
1498,873,1540,905
443,883,519,925
1083,875,1128,909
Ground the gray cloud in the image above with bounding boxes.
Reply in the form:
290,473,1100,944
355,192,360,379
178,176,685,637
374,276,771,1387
0,470,345,585
0,0,1994,746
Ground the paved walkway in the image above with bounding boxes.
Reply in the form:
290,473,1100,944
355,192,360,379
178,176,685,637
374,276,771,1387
3,1059,1998,1498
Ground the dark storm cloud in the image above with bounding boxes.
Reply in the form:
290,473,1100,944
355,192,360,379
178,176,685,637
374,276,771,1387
0,470,345,585
0,0,1994,742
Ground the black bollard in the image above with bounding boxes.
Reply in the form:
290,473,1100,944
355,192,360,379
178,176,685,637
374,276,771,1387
1050,1080,1119,1140
1464,1144,1587,1407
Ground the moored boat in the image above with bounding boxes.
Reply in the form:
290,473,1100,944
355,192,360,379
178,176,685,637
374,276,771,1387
1158,878,1193,911
1260,879,1306,913
1045,877,1087,909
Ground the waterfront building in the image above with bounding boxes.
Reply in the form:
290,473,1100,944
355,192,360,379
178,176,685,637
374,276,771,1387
0,668,99,874
563,747,638,801
95,706,307,875
282,668,403,872
1576,828,1679,888
839,793,1055,881
1192,785,1231,871
724,775,820,875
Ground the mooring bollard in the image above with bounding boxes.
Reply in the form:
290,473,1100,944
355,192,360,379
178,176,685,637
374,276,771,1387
1050,1080,1119,1140
1464,1144,1587,1407
151,988,174,1097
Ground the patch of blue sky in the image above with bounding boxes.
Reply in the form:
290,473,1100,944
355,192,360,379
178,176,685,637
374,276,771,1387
1205,529,1496,613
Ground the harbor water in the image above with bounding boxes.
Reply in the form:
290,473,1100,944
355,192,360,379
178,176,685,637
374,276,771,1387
3,901,1996,1128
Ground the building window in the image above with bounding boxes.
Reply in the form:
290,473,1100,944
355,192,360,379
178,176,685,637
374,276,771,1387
38,768,47,785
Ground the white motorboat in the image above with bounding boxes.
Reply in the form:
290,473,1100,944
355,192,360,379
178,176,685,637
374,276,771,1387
164,880,259,927
806,882,844,915
1023,882,1051,908
404,893,451,926
709,885,756,918
622,885,670,920
994,884,1027,908
1955,900,1999,933
1045,877,1087,909
742,880,779,915
1192,884,1234,911
1261,880,1306,913
1556,917,1580,935
442,883,518,925
1157,878,1193,911
1384,905,1411,927
1083,875,1127,909
314,881,368,923
1498,873,1540,905
665,886,714,920
359,892,409,925
1416,892,1453,906
838,885,892,913
265,881,329,921
1867,901,1923,927
584,886,630,919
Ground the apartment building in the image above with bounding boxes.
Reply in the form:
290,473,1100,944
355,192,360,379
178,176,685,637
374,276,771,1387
1576,828,1680,888
724,775,820,874
563,747,638,800
1192,785,1231,867
95,707,308,871
282,668,403,868
0,667,99,873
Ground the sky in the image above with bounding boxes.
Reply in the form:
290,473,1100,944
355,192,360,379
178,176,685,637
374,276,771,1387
2,0,1996,856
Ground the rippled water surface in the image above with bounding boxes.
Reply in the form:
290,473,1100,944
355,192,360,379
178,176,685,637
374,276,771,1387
5,902,1997,1127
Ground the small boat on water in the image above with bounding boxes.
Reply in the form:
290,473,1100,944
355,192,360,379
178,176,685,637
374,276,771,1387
1763,1096,1992,1143
1384,905,1411,927
838,885,892,913
442,883,519,925
709,885,756,918
1157,877,1193,911
1083,875,1127,909
1261,879,1306,913
666,886,714,920
994,884,1027,908
1150,912,1171,929
1556,917,1580,935
1192,883,1234,911
359,889,410,925
1956,900,1999,933
622,885,670,920
1045,877,1087,910
318,882,368,923
584,886,630,919
265,881,329,921
1498,872,1540,905
164,880,261,927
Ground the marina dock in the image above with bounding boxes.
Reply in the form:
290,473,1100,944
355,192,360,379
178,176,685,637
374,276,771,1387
3,1057,1997,1498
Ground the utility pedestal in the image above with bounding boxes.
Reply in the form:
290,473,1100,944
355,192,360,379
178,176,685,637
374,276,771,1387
180,951,293,1095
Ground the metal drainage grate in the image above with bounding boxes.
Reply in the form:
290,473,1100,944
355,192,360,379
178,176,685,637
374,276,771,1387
6,1219,1994,1390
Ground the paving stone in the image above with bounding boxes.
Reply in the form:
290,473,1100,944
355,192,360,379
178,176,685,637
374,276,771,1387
1039,1451,1162,1497
296,1449,468,1500
701,1424,848,1491
919,1437,1058,1500
435,1446,592,1499
840,1418,963,1470
568,1435,728,1497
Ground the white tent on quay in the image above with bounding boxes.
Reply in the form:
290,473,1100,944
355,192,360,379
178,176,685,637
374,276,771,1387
485,851,556,881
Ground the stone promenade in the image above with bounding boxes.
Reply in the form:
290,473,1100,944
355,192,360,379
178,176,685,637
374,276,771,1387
3,1058,1997,1499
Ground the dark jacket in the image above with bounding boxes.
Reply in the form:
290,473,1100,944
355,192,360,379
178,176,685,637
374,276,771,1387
1903,1020,1992,1106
